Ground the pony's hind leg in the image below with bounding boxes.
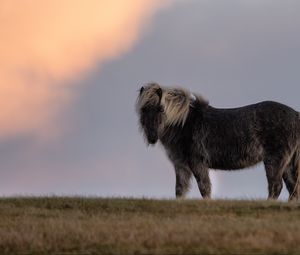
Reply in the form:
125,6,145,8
174,164,192,198
283,152,300,201
283,169,298,201
264,155,292,200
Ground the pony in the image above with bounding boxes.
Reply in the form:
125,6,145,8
136,82,300,200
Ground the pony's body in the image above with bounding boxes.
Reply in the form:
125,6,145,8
137,83,300,200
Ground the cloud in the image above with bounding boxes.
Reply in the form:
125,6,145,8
0,0,167,139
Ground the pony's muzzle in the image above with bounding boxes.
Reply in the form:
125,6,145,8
147,135,158,144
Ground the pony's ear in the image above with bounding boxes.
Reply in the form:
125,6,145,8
139,86,144,95
156,88,162,103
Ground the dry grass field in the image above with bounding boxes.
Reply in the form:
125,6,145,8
0,197,300,254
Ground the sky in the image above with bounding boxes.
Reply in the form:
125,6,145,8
1,0,300,199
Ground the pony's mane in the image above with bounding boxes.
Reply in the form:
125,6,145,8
136,83,161,110
137,83,208,127
162,88,190,126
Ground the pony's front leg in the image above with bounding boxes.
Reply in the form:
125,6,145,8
174,165,192,198
191,163,211,199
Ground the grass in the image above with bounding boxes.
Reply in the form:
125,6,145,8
0,197,299,254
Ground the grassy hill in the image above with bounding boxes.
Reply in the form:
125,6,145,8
0,197,299,254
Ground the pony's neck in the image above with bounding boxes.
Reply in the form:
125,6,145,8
160,124,182,145
159,106,196,147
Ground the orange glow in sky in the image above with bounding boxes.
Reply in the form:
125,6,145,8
0,0,166,139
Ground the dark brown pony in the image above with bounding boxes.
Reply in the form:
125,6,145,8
136,83,300,200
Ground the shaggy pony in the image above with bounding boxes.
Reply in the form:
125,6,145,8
136,82,300,200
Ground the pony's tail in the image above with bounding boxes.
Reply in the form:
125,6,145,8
290,148,300,200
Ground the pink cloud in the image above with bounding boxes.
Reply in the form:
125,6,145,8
0,0,168,139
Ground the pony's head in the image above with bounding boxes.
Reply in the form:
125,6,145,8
136,83,164,144
136,82,208,145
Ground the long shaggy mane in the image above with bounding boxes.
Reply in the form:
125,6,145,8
137,83,208,127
